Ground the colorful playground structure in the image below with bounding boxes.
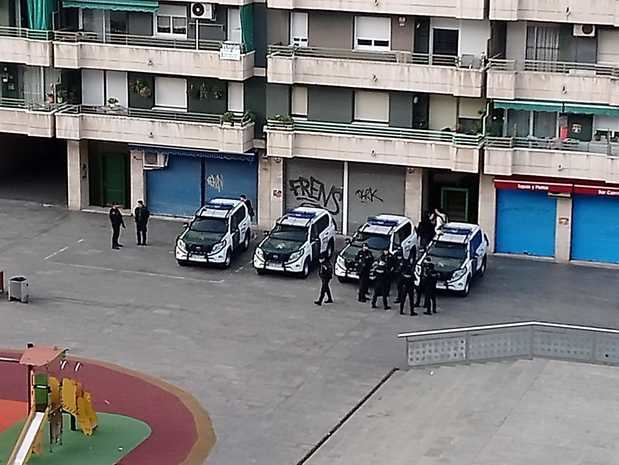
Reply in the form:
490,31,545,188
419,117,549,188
1,345,97,465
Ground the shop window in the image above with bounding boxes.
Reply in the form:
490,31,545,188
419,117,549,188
156,4,187,37
154,76,187,110
291,86,307,117
354,16,390,51
354,90,389,123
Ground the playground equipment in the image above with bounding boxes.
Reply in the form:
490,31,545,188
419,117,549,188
3,345,98,465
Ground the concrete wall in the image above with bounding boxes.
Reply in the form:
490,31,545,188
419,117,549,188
490,0,619,26
459,19,491,57
67,140,89,210
307,86,353,123
0,37,53,67
267,9,290,46
0,108,55,138
257,156,284,229
391,16,414,52
129,148,145,210
555,196,572,262
308,12,353,48
266,83,290,117
477,174,495,253
597,28,619,64
429,94,457,130
389,92,413,128
404,167,423,223
505,21,526,64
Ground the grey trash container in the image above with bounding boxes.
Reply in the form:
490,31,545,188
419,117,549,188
8,276,29,303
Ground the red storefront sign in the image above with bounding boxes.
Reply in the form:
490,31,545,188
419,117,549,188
573,185,619,197
494,179,573,194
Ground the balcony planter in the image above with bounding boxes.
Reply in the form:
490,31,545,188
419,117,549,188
221,111,235,126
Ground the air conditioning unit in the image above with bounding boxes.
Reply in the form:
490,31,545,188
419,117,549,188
573,24,596,37
191,3,215,20
143,152,168,169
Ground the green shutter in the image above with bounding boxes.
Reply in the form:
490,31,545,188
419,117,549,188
62,0,159,12
240,4,254,52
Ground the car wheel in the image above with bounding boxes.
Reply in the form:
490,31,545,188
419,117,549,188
298,259,310,279
326,240,335,259
459,276,471,297
241,231,250,251
222,250,232,269
256,267,265,275
177,260,189,267
479,256,487,277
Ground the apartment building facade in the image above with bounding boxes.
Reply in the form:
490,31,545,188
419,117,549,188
1,0,619,264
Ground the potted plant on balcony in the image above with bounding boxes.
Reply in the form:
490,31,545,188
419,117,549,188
221,111,235,126
131,79,152,98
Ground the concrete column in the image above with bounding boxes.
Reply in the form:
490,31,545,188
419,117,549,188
130,148,145,210
67,140,89,210
555,196,573,262
404,167,423,223
478,174,496,252
258,156,284,230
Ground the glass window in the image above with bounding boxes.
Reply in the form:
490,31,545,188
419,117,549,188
291,86,308,117
109,11,128,34
354,16,390,51
156,15,171,34
398,223,412,243
172,16,187,35
533,111,557,138
526,25,559,62
156,4,187,37
354,90,389,123
432,28,459,56
506,110,530,137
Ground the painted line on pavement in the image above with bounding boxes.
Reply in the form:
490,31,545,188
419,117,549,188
44,246,69,261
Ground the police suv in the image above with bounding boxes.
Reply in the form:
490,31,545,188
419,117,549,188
175,198,251,268
415,222,488,297
253,207,336,278
335,215,417,281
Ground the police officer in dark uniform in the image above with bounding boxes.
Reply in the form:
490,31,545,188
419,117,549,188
355,243,373,302
422,259,439,315
393,249,407,304
109,205,126,250
386,249,400,300
314,256,334,306
399,256,417,316
371,249,391,310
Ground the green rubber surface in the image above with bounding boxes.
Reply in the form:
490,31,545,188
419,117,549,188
0,413,151,465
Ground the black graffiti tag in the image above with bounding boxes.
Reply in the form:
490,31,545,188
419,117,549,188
355,187,383,204
288,176,343,216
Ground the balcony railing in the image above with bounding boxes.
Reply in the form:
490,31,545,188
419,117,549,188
489,58,619,77
0,25,52,40
0,97,63,112
59,105,253,126
486,136,619,156
268,45,485,68
54,31,244,53
268,118,484,146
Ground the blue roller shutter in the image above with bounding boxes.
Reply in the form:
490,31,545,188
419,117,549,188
146,156,202,217
204,158,257,213
496,189,556,257
571,196,619,264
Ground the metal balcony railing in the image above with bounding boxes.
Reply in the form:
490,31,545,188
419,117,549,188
486,136,619,156
53,31,246,53
0,97,63,112
398,321,619,367
488,58,619,77
267,118,484,147
59,105,253,126
0,26,52,40
268,45,485,69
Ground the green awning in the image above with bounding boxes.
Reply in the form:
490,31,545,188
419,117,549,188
62,0,158,12
563,103,619,117
493,100,564,113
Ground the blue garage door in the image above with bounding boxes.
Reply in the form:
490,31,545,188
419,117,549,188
204,158,257,213
496,189,556,257
571,195,619,263
147,156,202,217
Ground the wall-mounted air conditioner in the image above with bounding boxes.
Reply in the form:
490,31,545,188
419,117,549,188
573,24,596,37
143,152,168,169
191,3,215,20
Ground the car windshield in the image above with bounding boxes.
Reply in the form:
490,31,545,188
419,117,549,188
429,241,467,260
184,217,228,243
270,224,308,242
352,231,390,251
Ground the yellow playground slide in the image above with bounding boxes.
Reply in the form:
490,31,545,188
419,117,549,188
5,409,48,465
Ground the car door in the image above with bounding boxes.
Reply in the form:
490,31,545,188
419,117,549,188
469,231,483,273
310,223,320,261
237,205,250,241
230,209,242,251
317,214,330,254
399,222,414,258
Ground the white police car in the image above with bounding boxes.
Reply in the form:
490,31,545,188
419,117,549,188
175,198,251,268
415,222,488,296
253,207,336,278
335,215,417,281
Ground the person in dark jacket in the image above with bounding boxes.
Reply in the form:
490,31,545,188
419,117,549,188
134,200,150,246
417,211,435,252
393,249,407,304
355,243,373,302
422,259,439,315
109,205,126,250
371,250,391,310
314,257,334,306
399,256,418,316
240,194,255,222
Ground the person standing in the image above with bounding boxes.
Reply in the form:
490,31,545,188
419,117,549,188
355,243,373,302
399,256,417,316
393,249,406,304
417,212,435,252
314,257,334,306
422,259,439,315
371,250,391,310
240,194,255,222
430,208,448,234
109,205,126,250
134,200,150,246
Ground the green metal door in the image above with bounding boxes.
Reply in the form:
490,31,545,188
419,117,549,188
441,187,469,222
102,153,128,207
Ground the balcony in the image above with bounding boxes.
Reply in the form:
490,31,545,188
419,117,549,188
490,0,619,25
268,47,484,97
267,119,482,172
0,98,56,137
55,106,255,153
53,32,254,81
488,59,619,105
0,26,52,66
485,137,619,184
267,0,484,18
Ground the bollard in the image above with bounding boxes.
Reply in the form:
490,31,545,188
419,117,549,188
0,271,4,294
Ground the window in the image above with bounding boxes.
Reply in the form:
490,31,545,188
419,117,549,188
398,223,412,243
154,77,187,110
354,16,390,51
228,7,241,43
470,231,482,256
156,4,187,37
354,91,389,123
316,215,329,233
228,82,244,112
109,11,128,34
310,224,318,240
433,28,459,56
291,86,307,117
232,209,245,230
526,25,559,62
290,12,308,47
533,111,557,138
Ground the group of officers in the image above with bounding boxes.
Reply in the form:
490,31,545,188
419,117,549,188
355,244,439,315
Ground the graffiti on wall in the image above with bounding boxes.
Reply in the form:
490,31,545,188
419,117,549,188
354,187,383,204
288,176,343,216
207,174,224,192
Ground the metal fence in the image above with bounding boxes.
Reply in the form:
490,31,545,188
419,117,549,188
488,58,619,77
0,26,52,40
398,321,619,367
0,97,66,112
486,136,619,156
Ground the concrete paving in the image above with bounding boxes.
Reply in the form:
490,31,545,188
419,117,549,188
305,359,619,465
0,198,618,465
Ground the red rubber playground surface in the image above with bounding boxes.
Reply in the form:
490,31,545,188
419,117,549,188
0,350,216,465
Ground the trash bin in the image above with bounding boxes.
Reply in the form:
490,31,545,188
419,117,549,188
8,276,29,303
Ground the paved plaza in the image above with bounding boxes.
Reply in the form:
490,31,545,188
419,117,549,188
0,199,618,465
